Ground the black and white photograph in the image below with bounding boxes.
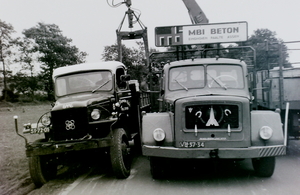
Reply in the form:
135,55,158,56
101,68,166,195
0,1,300,194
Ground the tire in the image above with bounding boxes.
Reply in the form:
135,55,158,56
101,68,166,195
150,157,165,179
29,155,57,187
252,157,276,177
110,128,131,178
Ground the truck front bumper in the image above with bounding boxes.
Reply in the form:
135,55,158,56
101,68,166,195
26,138,112,157
142,145,286,159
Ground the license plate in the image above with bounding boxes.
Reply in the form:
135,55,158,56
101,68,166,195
30,126,50,134
179,141,205,148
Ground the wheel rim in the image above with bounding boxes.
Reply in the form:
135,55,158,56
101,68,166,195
121,135,130,169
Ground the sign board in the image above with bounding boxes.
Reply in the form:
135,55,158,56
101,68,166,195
155,21,248,47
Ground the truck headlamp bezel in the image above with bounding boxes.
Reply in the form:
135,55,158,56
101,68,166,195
259,126,273,140
40,112,51,127
153,128,166,142
91,109,101,120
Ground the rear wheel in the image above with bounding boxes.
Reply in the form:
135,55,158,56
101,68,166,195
110,128,131,178
252,157,276,177
29,155,57,187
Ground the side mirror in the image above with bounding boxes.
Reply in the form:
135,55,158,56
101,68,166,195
120,74,131,82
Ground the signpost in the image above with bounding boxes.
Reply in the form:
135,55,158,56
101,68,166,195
155,21,248,47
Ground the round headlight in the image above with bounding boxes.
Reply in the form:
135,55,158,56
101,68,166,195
153,128,165,142
41,113,51,126
259,126,273,140
91,109,101,120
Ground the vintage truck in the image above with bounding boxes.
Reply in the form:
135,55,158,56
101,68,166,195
141,57,286,178
15,61,150,187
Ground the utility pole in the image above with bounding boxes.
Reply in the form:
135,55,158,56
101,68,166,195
0,46,8,101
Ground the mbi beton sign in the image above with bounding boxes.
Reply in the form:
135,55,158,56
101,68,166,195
155,21,248,47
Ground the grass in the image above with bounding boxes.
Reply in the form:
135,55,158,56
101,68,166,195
0,102,52,195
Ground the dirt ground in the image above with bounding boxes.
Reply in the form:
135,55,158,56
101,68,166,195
0,102,52,195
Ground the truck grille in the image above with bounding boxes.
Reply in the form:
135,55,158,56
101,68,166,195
185,104,239,129
51,108,89,140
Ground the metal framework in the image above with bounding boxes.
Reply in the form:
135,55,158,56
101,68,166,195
116,1,149,69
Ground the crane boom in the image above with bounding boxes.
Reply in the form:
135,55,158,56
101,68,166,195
182,0,209,24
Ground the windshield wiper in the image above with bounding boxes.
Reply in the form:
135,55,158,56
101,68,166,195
207,73,227,90
174,79,188,91
92,80,110,93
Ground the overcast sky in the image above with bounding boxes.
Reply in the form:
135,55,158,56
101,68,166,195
1,0,300,66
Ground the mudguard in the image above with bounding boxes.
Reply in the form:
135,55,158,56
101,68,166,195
142,112,173,145
251,110,284,146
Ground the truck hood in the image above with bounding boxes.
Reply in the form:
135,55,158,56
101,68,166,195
53,92,112,111
164,89,250,103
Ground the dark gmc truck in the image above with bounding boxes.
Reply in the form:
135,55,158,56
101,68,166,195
141,57,286,179
15,61,150,187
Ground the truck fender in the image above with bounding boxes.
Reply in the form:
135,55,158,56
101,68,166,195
251,110,284,146
142,112,173,145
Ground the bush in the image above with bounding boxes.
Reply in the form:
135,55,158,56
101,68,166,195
18,93,49,103
1,89,19,102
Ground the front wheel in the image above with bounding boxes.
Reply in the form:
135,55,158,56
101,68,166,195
252,157,276,177
29,155,57,187
110,128,131,178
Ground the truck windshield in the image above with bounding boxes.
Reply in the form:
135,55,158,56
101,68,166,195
169,65,205,91
207,65,244,89
55,71,112,96
169,64,244,91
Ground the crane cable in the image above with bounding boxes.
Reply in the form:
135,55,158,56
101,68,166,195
106,0,142,25
106,0,124,8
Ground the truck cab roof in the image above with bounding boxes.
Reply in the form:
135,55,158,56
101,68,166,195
164,57,248,70
53,61,126,80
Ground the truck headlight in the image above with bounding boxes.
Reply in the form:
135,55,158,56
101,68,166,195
259,126,273,140
40,113,51,126
91,109,101,120
153,128,165,142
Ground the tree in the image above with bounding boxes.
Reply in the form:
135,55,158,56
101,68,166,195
11,37,43,100
0,20,16,100
14,37,39,77
206,29,291,70
243,29,291,70
102,41,158,83
23,22,87,100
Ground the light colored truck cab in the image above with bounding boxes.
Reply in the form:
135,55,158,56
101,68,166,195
142,57,286,178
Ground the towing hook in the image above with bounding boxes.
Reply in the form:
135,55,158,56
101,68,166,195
209,149,219,159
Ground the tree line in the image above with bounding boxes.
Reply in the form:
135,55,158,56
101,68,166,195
0,20,87,101
0,19,291,102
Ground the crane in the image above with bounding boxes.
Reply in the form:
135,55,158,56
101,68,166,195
182,0,209,24
108,0,149,68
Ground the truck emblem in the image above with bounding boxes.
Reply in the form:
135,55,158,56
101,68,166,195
195,111,202,118
206,107,219,126
62,103,73,109
65,120,75,130
224,109,232,116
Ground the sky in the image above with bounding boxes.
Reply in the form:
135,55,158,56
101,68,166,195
1,0,300,70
